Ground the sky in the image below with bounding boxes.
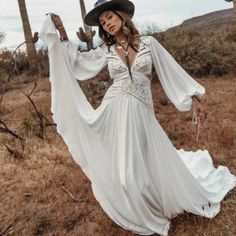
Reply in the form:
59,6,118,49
0,0,233,49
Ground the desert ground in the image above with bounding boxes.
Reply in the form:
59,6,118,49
0,74,235,236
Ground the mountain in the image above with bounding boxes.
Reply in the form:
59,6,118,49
168,8,236,33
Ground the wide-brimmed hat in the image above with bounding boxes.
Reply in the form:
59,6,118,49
84,0,135,26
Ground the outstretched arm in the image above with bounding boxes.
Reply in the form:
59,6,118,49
149,35,205,113
39,14,107,81
46,13,69,41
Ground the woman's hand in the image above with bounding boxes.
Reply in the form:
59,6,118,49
46,13,69,40
46,13,64,30
192,96,207,125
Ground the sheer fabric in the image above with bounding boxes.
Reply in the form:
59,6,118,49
39,15,236,235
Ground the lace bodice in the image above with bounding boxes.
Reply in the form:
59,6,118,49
103,36,154,111
106,36,152,77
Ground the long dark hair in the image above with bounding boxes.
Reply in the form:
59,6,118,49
98,10,140,52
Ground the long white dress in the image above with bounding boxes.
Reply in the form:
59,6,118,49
39,15,236,235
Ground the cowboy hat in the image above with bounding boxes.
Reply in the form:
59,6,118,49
84,0,135,26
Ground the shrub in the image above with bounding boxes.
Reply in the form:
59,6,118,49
0,26,235,81
152,26,236,77
0,47,49,84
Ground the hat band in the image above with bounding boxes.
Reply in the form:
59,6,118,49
94,0,111,8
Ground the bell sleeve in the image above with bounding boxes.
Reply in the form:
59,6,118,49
38,15,108,179
149,36,205,112
39,15,107,81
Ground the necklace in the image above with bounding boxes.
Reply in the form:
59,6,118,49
116,41,129,55
115,42,133,82
116,39,126,49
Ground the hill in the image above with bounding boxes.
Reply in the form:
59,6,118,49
168,8,236,33
152,8,236,77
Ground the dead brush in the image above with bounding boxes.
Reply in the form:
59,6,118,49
0,40,54,159
153,26,236,77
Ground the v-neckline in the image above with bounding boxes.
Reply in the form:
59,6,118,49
113,39,142,70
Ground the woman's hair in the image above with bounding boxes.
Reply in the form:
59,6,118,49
98,10,140,52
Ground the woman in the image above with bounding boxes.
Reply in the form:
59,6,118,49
39,0,236,235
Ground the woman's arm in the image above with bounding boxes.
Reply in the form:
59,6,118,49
47,13,69,41
149,35,205,112
39,15,107,81
192,95,207,125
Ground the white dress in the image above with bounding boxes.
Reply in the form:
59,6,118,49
39,16,236,235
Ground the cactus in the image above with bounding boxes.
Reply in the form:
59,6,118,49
77,27,96,50
18,0,39,74
77,0,96,50
32,32,39,43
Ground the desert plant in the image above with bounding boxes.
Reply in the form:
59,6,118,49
77,0,96,50
17,0,39,74
139,22,162,35
153,26,236,77
0,31,5,44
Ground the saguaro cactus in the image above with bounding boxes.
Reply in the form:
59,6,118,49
77,0,96,50
18,0,39,74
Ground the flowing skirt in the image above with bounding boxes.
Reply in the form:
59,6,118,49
53,89,236,235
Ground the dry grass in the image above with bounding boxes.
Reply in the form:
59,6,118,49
152,26,236,77
0,74,235,236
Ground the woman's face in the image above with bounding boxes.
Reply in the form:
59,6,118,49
99,11,122,36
